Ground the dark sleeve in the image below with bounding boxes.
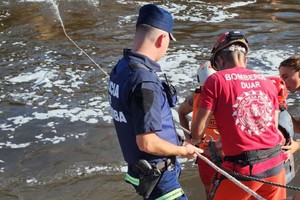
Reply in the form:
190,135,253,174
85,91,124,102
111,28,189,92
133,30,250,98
130,82,162,135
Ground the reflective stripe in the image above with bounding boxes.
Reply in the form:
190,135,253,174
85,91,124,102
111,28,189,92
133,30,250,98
124,173,139,186
155,188,184,200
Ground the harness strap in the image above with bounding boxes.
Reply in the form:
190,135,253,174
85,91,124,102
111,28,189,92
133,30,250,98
224,144,281,165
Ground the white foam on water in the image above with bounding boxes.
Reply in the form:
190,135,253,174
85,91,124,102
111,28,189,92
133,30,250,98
116,0,256,23
224,0,256,9
0,10,11,21
0,141,31,149
249,47,295,76
26,178,38,184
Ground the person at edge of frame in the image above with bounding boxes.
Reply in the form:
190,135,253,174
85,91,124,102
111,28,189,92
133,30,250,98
279,55,300,156
267,76,295,184
178,61,222,200
108,4,203,200
191,30,287,200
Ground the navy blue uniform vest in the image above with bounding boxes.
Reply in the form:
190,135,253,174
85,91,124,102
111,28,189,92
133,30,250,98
108,49,180,165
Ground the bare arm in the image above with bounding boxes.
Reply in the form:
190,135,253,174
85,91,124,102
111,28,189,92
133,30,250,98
291,115,300,134
178,94,193,140
136,132,202,159
191,107,213,142
274,110,286,145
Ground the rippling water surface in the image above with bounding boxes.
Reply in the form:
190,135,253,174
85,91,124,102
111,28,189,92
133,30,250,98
0,0,300,199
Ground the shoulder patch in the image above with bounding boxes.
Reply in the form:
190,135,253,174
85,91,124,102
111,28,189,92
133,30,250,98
133,88,154,113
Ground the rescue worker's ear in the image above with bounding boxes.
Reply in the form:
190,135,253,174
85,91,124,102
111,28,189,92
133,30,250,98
215,56,223,70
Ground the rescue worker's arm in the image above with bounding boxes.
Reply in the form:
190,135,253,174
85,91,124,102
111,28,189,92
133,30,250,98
191,107,213,142
136,132,203,159
279,110,300,158
275,110,286,145
291,115,300,134
178,94,193,141
282,139,300,159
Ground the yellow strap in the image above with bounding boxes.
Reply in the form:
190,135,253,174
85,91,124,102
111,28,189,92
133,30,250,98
124,173,139,186
155,188,185,200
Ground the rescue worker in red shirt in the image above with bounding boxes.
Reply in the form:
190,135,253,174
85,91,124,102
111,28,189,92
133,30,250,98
178,61,222,199
191,31,287,200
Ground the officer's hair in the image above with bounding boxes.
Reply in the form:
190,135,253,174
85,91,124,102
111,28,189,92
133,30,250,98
135,24,161,41
136,24,156,35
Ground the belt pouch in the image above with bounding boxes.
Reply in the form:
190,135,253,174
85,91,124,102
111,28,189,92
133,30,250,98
131,159,161,198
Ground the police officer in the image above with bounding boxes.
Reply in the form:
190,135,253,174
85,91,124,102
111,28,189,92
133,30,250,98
108,4,202,200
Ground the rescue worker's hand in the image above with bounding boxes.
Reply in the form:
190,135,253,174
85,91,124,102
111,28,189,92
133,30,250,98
281,139,300,159
201,139,223,158
213,139,223,157
182,143,203,159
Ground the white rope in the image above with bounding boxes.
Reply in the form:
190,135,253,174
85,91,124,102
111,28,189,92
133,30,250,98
195,152,265,200
49,0,109,78
173,120,266,200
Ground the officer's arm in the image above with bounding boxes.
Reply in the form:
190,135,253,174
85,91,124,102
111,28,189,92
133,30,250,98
191,107,213,142
136,132,202,159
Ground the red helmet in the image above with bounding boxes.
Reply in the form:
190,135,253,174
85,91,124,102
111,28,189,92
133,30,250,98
210,31,249,71
268,76,288,109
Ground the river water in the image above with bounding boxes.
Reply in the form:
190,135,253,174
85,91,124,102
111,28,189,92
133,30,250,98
0,0,299,199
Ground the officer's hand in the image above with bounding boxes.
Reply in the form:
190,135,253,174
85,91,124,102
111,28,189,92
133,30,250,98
182,143,203,159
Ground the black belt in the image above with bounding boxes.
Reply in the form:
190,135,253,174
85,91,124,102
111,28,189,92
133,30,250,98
224,144,281,165
129,156,175,174
156,157,175,171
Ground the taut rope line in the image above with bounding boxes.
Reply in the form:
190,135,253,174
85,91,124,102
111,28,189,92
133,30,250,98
172,120,265,199
195,151,265,200
174,119,300,192
49,0,109,78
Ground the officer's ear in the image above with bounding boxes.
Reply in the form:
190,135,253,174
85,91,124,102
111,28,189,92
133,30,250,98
155,33,166,48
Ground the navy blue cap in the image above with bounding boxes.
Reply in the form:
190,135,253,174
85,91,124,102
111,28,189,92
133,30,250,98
136,4,176,41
